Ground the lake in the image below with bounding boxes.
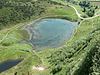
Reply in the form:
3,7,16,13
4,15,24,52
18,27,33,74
21,19,78,50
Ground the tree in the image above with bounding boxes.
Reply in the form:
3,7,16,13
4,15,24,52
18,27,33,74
82,7,86,12
86,9,95,17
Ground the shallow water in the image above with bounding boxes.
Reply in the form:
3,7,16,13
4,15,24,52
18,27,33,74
0,59,23,73
22,19,78,50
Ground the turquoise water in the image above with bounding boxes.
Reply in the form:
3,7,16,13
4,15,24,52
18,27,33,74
22,19,78,50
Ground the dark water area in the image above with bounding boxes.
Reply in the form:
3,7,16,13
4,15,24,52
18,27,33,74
22,19,78,50
0,59,23,73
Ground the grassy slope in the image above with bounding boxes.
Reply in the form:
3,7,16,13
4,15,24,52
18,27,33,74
32,3,100,75
36,1,100,75
39,17,100,75
53,0,100,17
52,0,88,17
0,1,78,75
0,0,99,75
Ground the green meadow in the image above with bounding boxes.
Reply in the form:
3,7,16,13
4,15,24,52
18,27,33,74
0,0,100,75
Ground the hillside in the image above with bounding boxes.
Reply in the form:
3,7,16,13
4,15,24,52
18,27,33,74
0,0,79,30
0,0,48,29
0,0,100,75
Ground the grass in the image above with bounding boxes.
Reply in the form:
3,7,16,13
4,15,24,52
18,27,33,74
91,2,100,5
35,16,100,75
52,0,87,17
0,3,78,75
0,0,99,75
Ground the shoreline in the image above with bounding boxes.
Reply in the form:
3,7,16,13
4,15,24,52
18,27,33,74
21,18,79,51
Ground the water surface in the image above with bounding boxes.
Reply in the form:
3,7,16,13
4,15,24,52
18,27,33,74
22,19,78,50
0,59,23,73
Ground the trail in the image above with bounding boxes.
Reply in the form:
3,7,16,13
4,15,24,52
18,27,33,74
0,25,21,43
0,31,9,43
0,3,100,67
68,5,100,20
32,50,44,65
1,6,99,43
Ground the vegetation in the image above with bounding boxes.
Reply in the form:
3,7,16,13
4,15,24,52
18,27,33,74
0,0,78,30
79,1,98,17
0,0,78,75
48,16,100,75
60,0,99,17
0,0,46,29
0,0,100,75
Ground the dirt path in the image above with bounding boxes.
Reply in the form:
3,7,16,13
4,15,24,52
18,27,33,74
1,4,99,43
0,25,22,43
68,5,100,20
